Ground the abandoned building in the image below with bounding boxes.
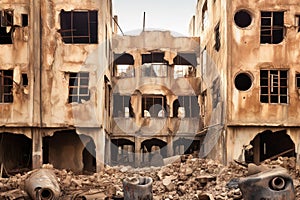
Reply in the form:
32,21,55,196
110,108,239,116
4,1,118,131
0,0,113,173
111,31,201,167
189,0,300,165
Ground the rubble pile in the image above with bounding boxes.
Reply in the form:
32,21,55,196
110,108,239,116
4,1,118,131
0,156,299,199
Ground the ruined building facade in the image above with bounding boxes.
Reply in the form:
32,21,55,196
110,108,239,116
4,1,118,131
111,31,201,167
0,0,113,173
190,0,300,165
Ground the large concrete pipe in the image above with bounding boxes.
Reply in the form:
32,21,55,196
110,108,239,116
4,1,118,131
25,169,60,200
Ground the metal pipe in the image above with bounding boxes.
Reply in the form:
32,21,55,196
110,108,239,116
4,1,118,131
271,177,286,191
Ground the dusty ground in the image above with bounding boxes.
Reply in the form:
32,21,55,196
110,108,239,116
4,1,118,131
0,156,299,199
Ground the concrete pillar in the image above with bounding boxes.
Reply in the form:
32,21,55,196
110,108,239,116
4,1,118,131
167,136,174,157
32,128,42,169
135,136,142,167
253,136,260,165
105,135,111,165
95,129,106,172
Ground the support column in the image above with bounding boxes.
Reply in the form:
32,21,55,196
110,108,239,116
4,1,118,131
32,128,42,169
167,136,174,157
134,136,142,167
95,129,106,172
105,135,111,165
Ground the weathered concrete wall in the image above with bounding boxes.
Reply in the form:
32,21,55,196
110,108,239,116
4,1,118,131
228,0,300,126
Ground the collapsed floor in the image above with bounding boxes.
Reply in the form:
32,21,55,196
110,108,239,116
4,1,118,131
0,156,300,200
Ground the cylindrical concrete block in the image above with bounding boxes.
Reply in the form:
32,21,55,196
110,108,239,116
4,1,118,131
123,177,153,200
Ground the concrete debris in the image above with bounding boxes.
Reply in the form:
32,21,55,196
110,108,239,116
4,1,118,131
0,156,299,199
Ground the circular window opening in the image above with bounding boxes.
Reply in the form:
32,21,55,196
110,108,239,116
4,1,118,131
234,10,252,28
234,73,252,91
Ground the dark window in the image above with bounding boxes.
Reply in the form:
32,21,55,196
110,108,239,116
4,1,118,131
177,96,199,118
142,95,167,118
114,53,135,78
0,70,13,103
260,70,288,104
234,10,252,28
68,72,90,103
142,52,166,64
214,23,220,51
113,94,132,117
234,73,253,91
202,1,208,31
22,14,28,27
0,10,13,44
60,10,98,44
296,73,300,88
296,15,300,32
22,74,28,86
260,11,284,44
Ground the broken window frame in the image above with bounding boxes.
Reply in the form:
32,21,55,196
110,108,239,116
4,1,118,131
260,69,288,104
113,94,131,118
60,10,98,44
68,72,90,103
260,11,284,44
114,53,135,78
142,95,167,118
0,70,13,103
173,53,197,79
177,96,199,118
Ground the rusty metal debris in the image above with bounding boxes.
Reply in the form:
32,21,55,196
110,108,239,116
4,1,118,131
238,167,295,200
123,176,153,200
24,169,60,200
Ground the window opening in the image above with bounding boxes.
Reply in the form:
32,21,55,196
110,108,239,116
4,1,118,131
260,11,284,44
173,53,197,78
296,73,300,89
0,70,13,103
60,10,98,44
22,74,28,86
234,10,252,28
68,72,90,103
202,1,208,31
21,14,28,27
260,70,288,104
234,73,253,91
296,15,300,32
142,95,167,118
214,22,220,51
0,10,13,44
113,94,132,117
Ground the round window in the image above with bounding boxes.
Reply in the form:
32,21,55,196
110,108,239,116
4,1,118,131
234,10,252,28
234,72,253,91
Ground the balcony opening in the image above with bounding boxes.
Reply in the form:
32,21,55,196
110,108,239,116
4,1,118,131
142,52,168,77
173,53,197,78
0,10,13,44
141,138,167,166
114,53,135,78
260,11,284,44
234,9,252,28
0,132,32,176
142,95,167,118
111,139,135,166
42,130,96,173
59,10,98,44
245,130,295,164
113,94,133,117
173,96,199,118
174,138,200,155
234,72,253,91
